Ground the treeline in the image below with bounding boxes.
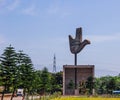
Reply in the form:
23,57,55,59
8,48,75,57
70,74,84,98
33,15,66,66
0,45,120,100
67,75,120,95
0,45,62,100
95,75,120,94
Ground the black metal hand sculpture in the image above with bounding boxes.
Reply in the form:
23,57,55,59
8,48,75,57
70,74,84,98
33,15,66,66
69,27,90,54
68,27,91,89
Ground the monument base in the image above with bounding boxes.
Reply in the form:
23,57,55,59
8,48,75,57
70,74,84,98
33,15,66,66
63,65,94,95
75,89,79,95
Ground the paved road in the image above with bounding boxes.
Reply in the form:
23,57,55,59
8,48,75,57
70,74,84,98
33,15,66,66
13,97,23,100
0,96,40,100
0,96,23,100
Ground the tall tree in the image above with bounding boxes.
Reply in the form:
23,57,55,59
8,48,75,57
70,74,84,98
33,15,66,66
40,67,50,94
50,71,63,94
33,70,42,95
16,50,34,99
0,45,17,100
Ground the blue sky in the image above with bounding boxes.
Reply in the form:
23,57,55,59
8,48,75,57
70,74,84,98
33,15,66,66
0,0,120,77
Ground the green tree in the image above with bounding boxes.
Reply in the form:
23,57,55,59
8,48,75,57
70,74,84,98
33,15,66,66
50,71,63,94
95,76,119,94
106,77,116,94
99,76,110,94
86,76,94,95
115,76,120,90
33,70,42,95
40,67,50,94
0,45,17,100
67,80,74,95
16,50,34,99
55,71,63,87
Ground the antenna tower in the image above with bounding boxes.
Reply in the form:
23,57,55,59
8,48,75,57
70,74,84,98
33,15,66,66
53,54,56,73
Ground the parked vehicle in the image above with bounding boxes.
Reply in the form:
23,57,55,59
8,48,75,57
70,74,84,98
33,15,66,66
113,90,120,94
16,89,24,96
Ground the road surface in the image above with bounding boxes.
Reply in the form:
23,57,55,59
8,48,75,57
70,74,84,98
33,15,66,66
0,96,40,100
0,96,23,100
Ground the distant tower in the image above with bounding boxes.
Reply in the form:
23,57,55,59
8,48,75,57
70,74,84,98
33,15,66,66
53,54,56,73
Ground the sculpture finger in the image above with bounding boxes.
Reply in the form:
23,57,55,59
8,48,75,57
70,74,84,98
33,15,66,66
76,27,82,42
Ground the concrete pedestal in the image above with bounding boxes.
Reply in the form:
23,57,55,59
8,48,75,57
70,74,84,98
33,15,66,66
75,89,79,95
63,65,94,95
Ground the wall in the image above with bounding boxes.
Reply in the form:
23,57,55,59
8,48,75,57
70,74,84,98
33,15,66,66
63,65,94,95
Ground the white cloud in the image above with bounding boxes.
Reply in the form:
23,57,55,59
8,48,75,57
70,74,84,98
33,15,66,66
0,0,37,16
7,0,20,11
22,5,37,16
47,2,71,18
85,33,120,43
